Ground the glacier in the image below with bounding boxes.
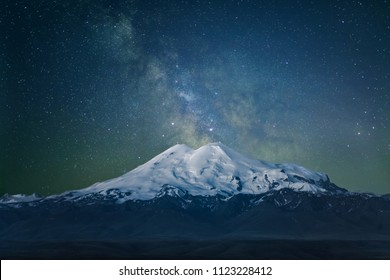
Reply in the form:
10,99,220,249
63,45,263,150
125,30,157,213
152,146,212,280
1,143,345,204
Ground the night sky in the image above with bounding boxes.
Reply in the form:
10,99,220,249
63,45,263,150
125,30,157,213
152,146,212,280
1,0,389,195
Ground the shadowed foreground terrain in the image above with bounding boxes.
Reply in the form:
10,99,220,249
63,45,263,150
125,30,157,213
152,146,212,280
1,189,390,259
2,239,390,259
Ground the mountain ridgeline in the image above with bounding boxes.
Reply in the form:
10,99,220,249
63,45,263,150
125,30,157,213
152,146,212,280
1,143,390,259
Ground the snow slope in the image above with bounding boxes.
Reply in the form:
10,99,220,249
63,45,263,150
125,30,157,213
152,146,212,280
69,143,338,201
1,143,344,203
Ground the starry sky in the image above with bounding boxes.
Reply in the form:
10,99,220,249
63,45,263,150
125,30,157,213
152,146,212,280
1,0,389,195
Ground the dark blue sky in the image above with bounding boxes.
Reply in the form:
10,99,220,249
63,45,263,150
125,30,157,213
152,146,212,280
1,0,389,195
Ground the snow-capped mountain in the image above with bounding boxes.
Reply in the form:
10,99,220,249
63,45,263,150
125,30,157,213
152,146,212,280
0,143,345,204
1,143,390,259
83,142,345,199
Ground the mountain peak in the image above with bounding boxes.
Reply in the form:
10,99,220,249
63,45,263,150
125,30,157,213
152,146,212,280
74,142,344,201
2,143,345,204
194,142,238,158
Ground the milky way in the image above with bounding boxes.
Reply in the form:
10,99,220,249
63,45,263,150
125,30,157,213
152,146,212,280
1,0,389,195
